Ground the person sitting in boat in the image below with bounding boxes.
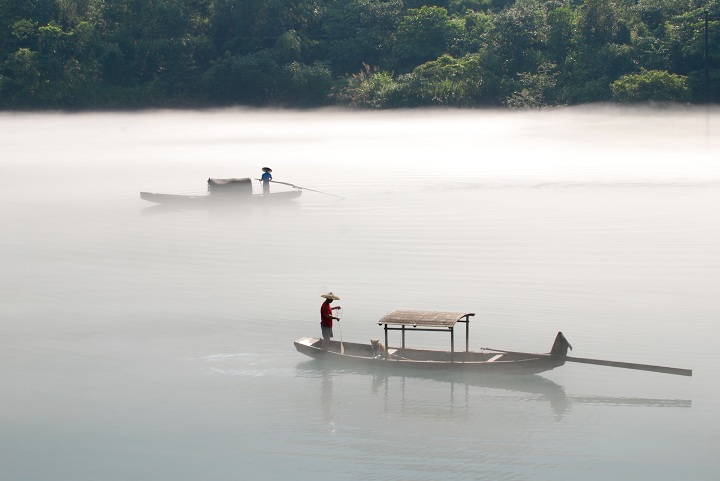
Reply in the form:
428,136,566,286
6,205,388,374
320,292,342,351
260,167,272,194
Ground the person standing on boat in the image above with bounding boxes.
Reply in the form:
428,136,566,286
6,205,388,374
260,167,272,194
320,292,342,351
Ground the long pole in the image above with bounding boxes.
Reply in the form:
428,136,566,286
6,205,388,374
481,347,692,377
257,179,345,199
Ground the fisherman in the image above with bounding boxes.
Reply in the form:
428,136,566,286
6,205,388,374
320,292,342,351
260,167,272,194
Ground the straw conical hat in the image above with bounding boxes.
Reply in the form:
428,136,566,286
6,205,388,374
321,292,340,300
262,167,272,172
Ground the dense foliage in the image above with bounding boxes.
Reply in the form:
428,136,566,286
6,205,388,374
1,0,718,109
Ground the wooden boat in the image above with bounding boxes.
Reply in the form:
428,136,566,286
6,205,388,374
294,309,693,377
296,310,568,375
295,338,570,375
140,177,302,208
140,189,302,207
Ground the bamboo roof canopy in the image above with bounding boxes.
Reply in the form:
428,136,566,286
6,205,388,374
377,310,475,328
377,310,476,353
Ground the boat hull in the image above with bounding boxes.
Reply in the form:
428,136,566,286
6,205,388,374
294,337,566,375
140,190,302,207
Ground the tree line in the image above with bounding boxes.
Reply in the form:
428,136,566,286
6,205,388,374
0,0,718,110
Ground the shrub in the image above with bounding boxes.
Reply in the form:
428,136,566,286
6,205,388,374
611,68,690,103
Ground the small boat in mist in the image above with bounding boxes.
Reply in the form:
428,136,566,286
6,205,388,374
294,310,693,377
140,177,302,208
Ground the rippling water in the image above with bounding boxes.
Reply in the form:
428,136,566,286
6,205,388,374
1,107,719,481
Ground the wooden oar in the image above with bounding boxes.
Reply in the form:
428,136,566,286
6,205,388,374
257,179,345,199
481,347,693,377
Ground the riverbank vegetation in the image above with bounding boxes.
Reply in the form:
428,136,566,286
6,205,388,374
0,0,718,109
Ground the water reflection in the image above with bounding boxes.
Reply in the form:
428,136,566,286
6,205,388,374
567,396,691,408
296,361,691,421
297,360,569,418
320,367,335,425
141,204,183,216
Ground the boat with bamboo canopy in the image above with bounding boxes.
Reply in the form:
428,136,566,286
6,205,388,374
294,309,692,377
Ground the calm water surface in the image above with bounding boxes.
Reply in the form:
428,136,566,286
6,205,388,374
1,107,719,481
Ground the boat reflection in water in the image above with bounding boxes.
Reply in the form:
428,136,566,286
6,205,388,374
295,360,691,421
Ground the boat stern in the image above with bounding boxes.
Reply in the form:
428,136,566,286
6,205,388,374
550,331,572,356
294,337,324,358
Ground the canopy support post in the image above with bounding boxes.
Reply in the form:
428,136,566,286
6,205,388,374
466,315,470,352
450,327,455,362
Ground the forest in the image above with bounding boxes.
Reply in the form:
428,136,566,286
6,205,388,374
0,0,718,109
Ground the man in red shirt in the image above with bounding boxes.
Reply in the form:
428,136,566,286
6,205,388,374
320,292,342,351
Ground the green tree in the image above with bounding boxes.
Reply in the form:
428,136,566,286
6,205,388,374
211,0,307,55
560,0,635,103
457,10,492,53
486,0,549,76
394,6,463,71
1,48,42,107
611,68,690,103
0,0,59,50
662,7,720,103
576,0,629,48
320,0,403,75
334,63,395,108
506,62,559,109
379,53,488,107
546,4,574,64
279,60,333,106
201,49,280,105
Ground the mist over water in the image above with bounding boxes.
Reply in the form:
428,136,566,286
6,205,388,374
1,107,719,481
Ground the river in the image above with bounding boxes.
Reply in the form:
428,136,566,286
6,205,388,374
1,107,718,480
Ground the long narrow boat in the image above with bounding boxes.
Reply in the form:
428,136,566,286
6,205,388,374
295,310,569,375
140,189,302,207
294,309,693,377
294,337,570,375
140,177,302,208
